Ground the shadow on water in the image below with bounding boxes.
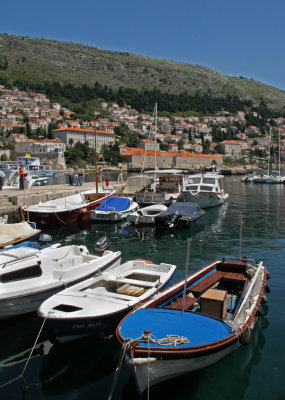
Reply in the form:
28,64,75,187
39,334,121,396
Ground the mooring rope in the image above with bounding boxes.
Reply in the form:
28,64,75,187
0,317,47,390
107,331,189,399
107,337,141,400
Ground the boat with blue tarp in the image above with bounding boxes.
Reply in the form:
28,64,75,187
155,202,205,228
90,196,139,222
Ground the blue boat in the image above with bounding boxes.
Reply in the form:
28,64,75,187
155,202,205,228
90,197,139,222
116,256,270,394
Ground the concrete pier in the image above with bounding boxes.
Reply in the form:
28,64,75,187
0,182,125,220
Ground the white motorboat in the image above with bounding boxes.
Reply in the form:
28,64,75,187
0,221,41,248
127,204,168,225
180,172,229,208
38,259,176,341
90,197,139,222
0,242,121,319
20,186,115,226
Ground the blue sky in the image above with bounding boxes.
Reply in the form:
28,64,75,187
1,0,285,91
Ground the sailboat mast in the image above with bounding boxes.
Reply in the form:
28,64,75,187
154,102,157,179
279,130,281,177
268,127,271,175
95,129,98,193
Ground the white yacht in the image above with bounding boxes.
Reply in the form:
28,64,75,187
181,172,229,208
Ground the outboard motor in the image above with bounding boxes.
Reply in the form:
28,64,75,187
95,236,110,256
168,211,181,228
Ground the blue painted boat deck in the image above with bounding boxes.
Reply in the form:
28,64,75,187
120,308,232,348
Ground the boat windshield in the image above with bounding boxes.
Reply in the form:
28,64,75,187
202,177,216,184
188,177,201,184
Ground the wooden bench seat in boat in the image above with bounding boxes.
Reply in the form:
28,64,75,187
168,294,198,310
190,270,246,297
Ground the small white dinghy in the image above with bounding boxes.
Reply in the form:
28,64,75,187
127,204,168,225
0,241,121,319
90,197,139,222
38,259,176,341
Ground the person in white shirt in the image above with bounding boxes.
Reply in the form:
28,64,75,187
0,170,5,191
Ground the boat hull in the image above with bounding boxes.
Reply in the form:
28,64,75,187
91,203,139,223
130,339,241,394
0,253,121,319
22,192,114,226
181,191,227,208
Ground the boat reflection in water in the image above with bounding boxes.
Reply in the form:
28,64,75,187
40,334,121,396
0,314,52,370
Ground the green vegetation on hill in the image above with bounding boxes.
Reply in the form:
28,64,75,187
1,33,285,114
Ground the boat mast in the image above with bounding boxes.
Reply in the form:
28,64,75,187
95,129,98,193
279,129,281,177
268,127,271,176
154,102,157,180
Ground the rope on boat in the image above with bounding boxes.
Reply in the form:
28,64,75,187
0,317,47,391
108,337,141,400
141,331,190,347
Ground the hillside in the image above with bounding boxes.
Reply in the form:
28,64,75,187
1,33,285,112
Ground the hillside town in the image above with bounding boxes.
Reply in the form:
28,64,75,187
0,85,284,171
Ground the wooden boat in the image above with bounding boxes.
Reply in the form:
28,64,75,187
90,197,139,222
0,221,41,248
116,256,270,394
127,204,168,225
181,172,229,208
20,187,115,226
0,243,121,319
155,202,205,228
38,259,176,341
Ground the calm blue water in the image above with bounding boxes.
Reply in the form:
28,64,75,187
0,176,284,400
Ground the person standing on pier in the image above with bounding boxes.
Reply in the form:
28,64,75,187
117,166,123,184
19,163,27,190
0,169,5,191
78,169,84,186
67,165,74,186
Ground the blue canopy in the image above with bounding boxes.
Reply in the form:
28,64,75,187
119,308,232,348
96,197,131,212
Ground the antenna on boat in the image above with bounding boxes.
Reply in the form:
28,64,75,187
239,215,243,258
182,238,191,314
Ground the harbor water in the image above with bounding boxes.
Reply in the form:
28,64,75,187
0,176,284,399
